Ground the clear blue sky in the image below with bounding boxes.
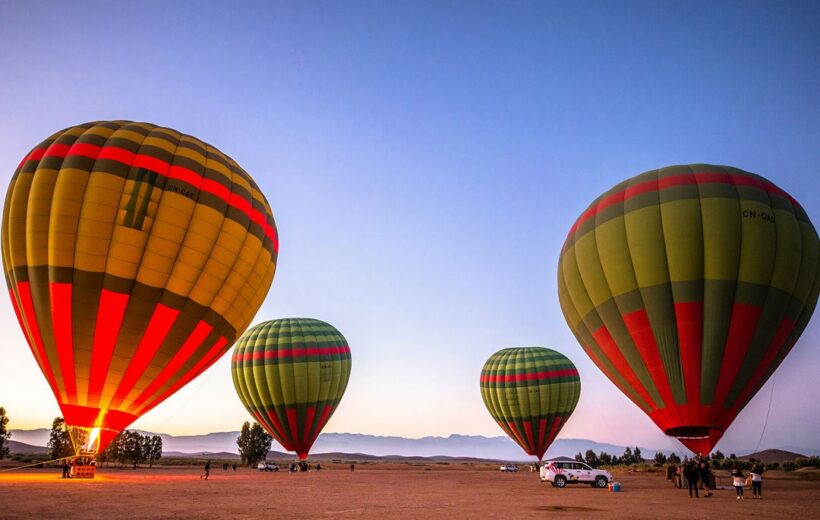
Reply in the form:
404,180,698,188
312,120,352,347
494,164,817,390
0,1,818,454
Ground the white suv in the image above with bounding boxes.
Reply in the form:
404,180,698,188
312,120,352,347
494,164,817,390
540,461,611,488
257,461,280,472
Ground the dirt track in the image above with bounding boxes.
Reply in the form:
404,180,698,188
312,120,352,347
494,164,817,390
0,464,817,519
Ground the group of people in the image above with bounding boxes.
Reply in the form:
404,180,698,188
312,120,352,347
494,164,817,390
221,463,237,471
731,464,764,499
288,461,314,472
668,456,765,499
673,457,715,498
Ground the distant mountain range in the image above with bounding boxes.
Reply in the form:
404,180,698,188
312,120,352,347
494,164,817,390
8,429,818,461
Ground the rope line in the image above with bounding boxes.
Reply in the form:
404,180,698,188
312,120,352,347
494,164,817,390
753,373,776,454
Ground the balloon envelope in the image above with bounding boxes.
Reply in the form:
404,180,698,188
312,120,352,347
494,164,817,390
480,347,580,461
231,318,352,460
2,121,278,453
558,164,819,454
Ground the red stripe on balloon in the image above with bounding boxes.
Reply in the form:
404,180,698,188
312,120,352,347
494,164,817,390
302,406,317,447
286,408,299,449
233,346,350,362
17,147,46,169
87,289,130,407
49,282,77,403
591,325,656,410
523,421,535,454
134,335,229,416
109,303,180,409
675,302,704,416
24,143,277,250
544,417,563,451
66,142,102,160
506,420,529,452
622,309,676,408
262,409,289,447
710,303,762,419
11,284,59,395
536,417,548,458
480,368,579,383
311,404,334,449
568,171,799,237
732,315,795,412
128,320,214,411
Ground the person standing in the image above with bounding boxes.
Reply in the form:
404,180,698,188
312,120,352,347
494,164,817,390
699,460,713,497
686,461,699,498
750,464,764,499
201,460,211,480
731,468,745,499
61,459,69,479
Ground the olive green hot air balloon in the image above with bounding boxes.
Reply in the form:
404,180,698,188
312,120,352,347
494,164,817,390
558,164,819,454
231,318,351,460
480,347,580,461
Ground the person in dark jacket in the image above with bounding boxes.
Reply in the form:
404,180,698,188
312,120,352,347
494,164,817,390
685,461,699,498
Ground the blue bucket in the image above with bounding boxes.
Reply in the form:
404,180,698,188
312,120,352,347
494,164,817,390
609,482,621,492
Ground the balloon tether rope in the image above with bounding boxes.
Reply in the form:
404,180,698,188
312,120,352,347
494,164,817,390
752,373,776,454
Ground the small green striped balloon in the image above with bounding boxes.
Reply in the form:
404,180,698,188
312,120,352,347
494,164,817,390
231,318,352,460
480,347,581,461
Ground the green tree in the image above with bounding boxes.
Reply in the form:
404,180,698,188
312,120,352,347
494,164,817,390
668,452,681,464
623,447,634,465
47,417,73,461
237,421,272,467
634,447,642,463
712,450,725,460
653,451,668,465
599,452,613,466
146,435,163,467
0,407,10,459
584,449,600,468
120,430,145,469
574,452,584,463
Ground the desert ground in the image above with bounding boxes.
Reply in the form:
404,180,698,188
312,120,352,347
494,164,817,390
0,463,818,519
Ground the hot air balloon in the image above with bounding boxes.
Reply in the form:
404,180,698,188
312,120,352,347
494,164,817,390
558,164,819,454
480,347,580,461
2,121,278,458
231,318,352,460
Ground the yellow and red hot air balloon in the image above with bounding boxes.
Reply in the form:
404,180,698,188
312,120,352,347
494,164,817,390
558,164,819,454
2,121,278,456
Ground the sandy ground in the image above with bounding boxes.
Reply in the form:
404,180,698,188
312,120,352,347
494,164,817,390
0,464,817,519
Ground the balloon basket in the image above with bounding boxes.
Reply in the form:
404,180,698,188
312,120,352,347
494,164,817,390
71,465,96,479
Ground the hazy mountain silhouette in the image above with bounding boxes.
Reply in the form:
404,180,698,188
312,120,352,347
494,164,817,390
9,429,818,459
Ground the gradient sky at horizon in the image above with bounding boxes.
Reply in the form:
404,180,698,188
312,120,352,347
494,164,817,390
0,1,818,454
